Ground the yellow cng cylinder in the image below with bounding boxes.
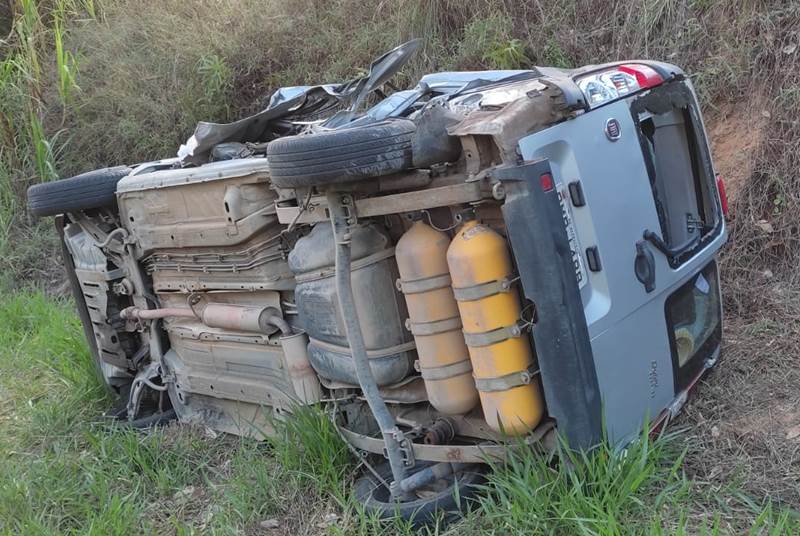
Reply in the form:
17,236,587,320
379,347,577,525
395,221,479,415
447,219,544,435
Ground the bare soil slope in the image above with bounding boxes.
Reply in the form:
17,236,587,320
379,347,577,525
685,82,800,507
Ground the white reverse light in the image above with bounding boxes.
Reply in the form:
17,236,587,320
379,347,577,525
576,64,664,108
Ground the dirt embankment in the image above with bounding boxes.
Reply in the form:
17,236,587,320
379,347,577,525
685,87,800,506
708,100,769,204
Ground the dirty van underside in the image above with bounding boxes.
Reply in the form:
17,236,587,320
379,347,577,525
30,41,725,521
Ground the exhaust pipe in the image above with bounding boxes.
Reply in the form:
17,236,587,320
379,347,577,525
121,303,289,334
120,302,322,404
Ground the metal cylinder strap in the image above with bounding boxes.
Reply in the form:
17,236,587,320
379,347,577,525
462,321,523,347
294,247,396,283
308,337,417,359
396,273,452,294
451,275,518,302
473,365,540,393
405,316,462,336
418,359,474,381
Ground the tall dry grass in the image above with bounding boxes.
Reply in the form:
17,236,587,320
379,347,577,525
0,0,97,289
0,0,796,316
50,0,772,174
2,1,786,181
34,0,800,307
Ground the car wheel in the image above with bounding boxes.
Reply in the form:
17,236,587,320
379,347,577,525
27,166,132,217
353,461,485,528
266,120,415,188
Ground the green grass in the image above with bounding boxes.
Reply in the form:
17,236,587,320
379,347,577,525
0,291,328,535
267,404,355,502
476,429,691,534
471,432,800,535
1,291,798,535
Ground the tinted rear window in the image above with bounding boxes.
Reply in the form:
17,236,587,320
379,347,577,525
665,261,721,390
632,82,722,266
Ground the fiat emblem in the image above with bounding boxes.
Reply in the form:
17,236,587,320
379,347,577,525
605,118,621,141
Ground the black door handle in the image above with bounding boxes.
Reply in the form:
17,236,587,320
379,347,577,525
635,241,656,293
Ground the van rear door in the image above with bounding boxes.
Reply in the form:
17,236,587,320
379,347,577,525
516,78,726,442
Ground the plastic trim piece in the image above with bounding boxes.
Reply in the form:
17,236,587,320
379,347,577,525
495,159,603,450
568,181,586,207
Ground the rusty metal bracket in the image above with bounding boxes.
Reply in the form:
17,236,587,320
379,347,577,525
126,361,167,420
337,421,556,463
275,181,487,225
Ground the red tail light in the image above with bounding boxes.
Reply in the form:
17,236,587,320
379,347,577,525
618,64,664,89
716,174,729,217
540,172,554,192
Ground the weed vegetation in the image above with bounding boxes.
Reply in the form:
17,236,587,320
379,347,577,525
2,291,796,534
0,292,329,534
1,0,800,534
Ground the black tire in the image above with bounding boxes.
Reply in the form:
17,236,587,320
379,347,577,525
27,166,132,217
267,120,415,188
354,461,485,528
